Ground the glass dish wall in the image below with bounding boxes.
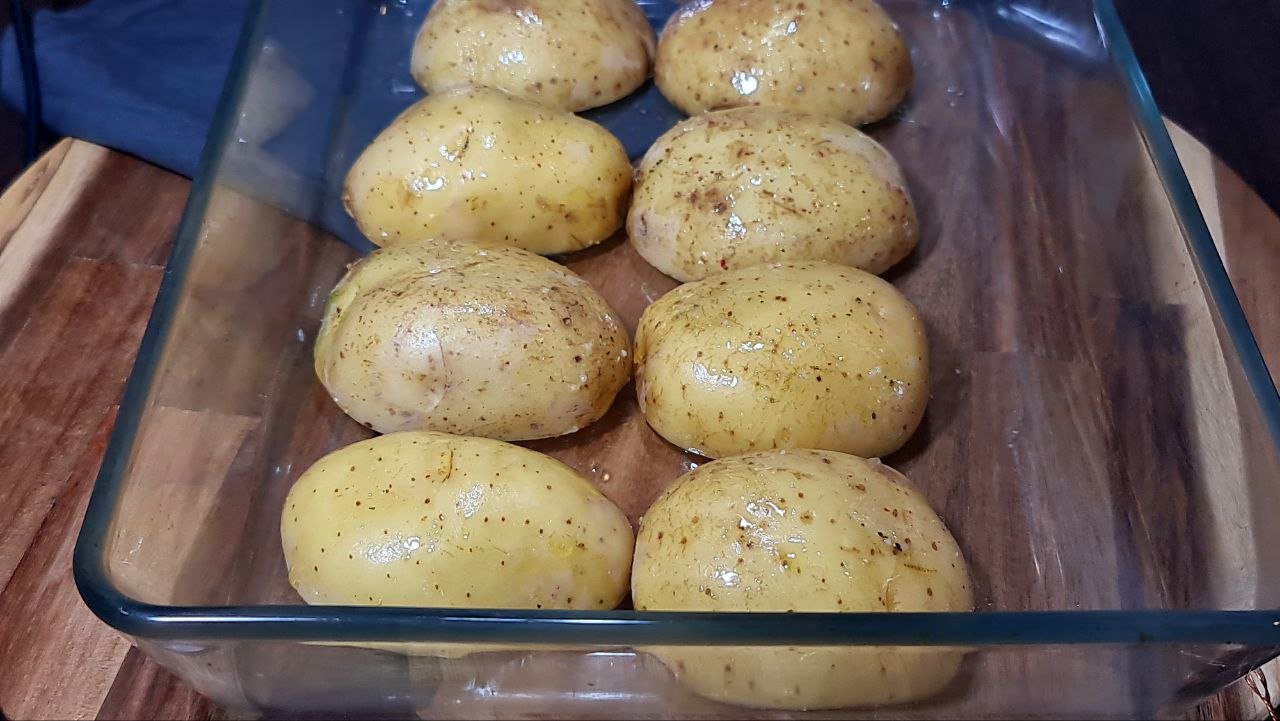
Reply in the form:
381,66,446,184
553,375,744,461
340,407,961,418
75,0,1280,717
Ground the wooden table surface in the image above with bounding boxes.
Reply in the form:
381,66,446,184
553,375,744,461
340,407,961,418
0,131,1277,720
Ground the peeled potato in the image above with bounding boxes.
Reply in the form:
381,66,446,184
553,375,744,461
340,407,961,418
343,87,632,254
635,262,927,458
282,432,634,609
411,0,656,112
629,106,916,281
655,0,912,125
315,240,631,441
632,449,973,709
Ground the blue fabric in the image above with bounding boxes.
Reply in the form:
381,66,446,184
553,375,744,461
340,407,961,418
0,0,683,248
0,0,250,177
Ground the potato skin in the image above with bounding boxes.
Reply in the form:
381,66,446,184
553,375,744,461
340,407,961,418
411,0,656,112
629,107,916,281
343,87,632,254
315,240,631,440
632,449,972,709
635,262,927,458
282,432,634,609
655,0,912,125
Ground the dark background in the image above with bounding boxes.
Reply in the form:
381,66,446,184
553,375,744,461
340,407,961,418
1114,0,1280,215
1,0,1278,211
0,0,83,183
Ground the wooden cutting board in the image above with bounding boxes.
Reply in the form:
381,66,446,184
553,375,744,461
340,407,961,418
0,127,1276,720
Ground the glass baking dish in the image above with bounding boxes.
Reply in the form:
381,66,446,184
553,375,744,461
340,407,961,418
74,0,1280,717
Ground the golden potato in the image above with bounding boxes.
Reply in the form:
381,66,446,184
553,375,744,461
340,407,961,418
632,449,973,709
629,106,916,281
343,87,632,254
282,432,634,609
635,262,927,458
655,0,912,125
315,240,630,440
411,0,656,112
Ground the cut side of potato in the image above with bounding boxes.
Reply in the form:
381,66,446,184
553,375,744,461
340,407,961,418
412,0,656,113
635,261,928,459
315,240,631,441
282,431,634,609
343,87,632,254
632,449,973,709
655,0,913,125
629,106,917,281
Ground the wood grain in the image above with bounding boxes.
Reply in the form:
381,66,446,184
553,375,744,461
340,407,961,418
0,110,1277,721
1171,122,1280,721
95,648,226,721
0,139,203,721
0,410,132,720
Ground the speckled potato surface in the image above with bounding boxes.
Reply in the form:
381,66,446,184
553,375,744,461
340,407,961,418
315,240,631,440
411,0,655,112
635,262,928,458
632,449,973,709
282,432,634,609
655,0,912,125
343,87,632,254
628,107,916,281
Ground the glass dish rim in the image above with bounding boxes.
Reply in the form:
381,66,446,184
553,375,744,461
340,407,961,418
72,0,1280,648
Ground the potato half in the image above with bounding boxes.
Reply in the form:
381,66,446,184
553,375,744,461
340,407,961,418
635,262,927,459
315,240,631,440
629,106,916,281
282,432,634,609
343,87,632,254
655,0,912,125
411,0,656,112
632,449,973,709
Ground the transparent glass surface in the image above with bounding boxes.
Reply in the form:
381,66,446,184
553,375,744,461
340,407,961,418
73,0,1280,717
